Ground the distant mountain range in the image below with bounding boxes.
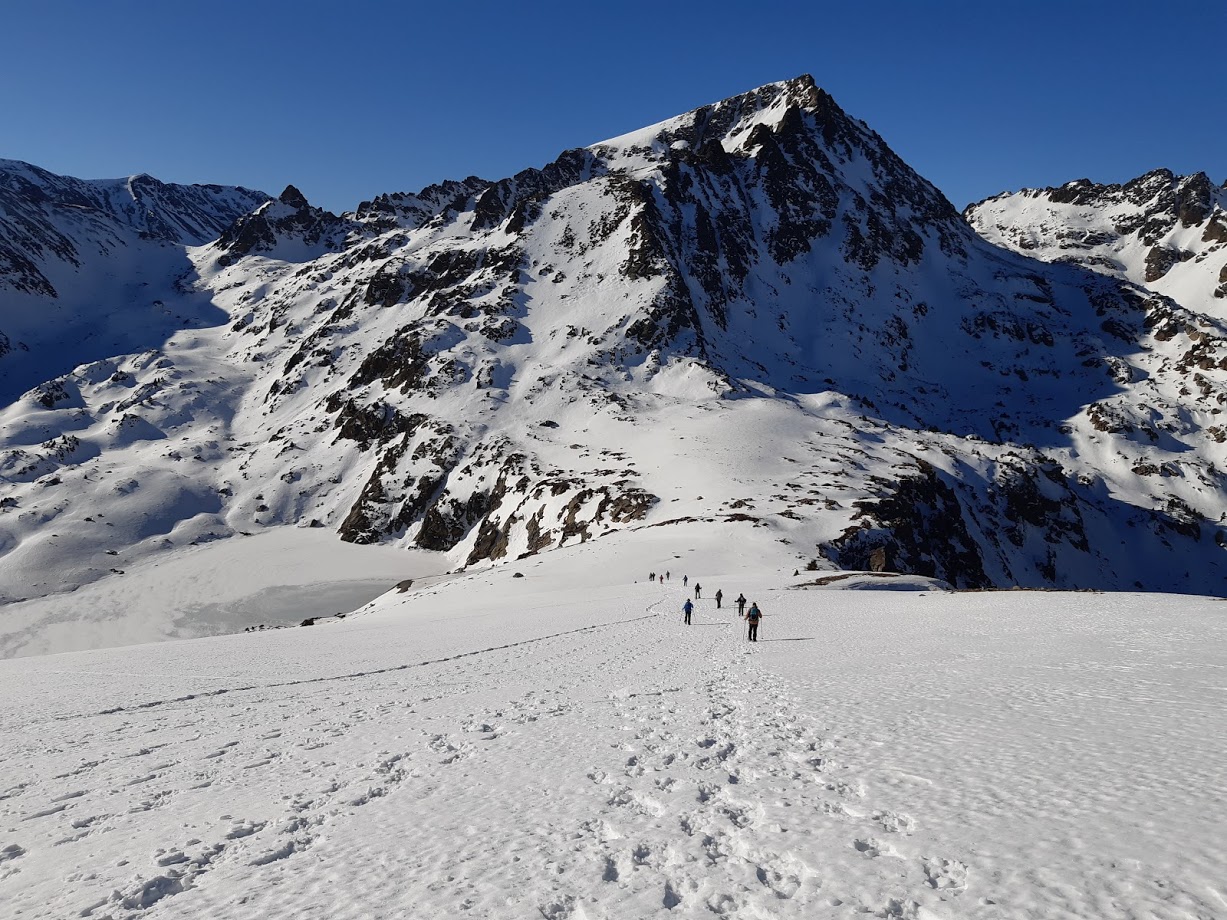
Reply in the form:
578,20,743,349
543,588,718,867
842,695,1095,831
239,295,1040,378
4,74,1227,608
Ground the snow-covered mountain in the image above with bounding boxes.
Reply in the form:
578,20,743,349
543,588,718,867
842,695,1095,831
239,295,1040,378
5,76,1227,650
966,169,1227,301
0,159,268,402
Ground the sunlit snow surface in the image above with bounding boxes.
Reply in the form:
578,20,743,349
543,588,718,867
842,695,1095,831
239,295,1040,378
0,528,444,658
2,528,1223,920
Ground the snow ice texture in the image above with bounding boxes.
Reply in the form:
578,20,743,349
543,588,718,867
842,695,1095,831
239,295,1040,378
1,539,1224,919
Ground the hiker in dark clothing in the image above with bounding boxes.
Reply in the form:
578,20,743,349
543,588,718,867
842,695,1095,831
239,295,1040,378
746,603,762,641
736,594,746,616
694,583,702,599
682,575,687,587
715,589,723,609
683,599,693,625
666,571,670,581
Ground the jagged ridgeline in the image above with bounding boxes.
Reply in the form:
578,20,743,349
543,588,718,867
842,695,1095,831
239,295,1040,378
4,75,1227,601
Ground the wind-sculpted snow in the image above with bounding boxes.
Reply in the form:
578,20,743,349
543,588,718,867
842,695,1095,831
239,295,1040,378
6,77,1227,652
1,543,1224,918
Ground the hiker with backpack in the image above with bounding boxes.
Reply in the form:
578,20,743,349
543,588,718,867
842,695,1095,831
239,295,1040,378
736,593,746,616
715,589,723,609
694,583,702,599
745,602,762,641
683,598,693,625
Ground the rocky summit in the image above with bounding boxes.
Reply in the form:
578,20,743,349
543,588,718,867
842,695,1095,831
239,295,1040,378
4,75,1227,614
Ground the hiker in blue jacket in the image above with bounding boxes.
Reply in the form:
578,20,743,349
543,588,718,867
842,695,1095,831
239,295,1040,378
683,599,693,625
745,603,762,641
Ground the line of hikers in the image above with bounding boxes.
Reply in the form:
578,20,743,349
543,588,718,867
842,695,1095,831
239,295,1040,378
648,570,761,641
681,590,762,641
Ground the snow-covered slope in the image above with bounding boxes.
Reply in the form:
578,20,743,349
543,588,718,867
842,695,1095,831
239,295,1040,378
2,533,1224,919
966,169,1227,303
6,77,1227,656
0,159,269,402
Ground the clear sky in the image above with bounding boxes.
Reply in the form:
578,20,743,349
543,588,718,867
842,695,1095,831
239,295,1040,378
3,0,1223,215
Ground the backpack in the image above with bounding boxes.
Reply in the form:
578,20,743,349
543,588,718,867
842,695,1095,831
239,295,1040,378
747,607,761,623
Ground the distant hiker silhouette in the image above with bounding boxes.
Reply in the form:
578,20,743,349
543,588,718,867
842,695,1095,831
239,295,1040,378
694,583,702,599
666,571,670,580
736,594,746,616
683,599,693,625
746,603,762,641
683,575,688,586
715,589,723,609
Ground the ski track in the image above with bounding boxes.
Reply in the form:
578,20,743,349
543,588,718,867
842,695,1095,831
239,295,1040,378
1,588,1224,919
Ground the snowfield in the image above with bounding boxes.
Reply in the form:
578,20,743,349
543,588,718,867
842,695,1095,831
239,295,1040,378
2,527,1224,920
0,528,445,659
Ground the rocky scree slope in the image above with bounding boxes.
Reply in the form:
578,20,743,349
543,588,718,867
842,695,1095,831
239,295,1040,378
5,77,1227,605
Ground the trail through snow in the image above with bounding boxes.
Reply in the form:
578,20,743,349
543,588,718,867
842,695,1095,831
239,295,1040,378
2,564,1224,919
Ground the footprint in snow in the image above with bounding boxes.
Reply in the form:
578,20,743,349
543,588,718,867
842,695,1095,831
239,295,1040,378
427,733,466,764
249,839,301,866
874,810,916,834
879,897,921,918
853,837,882,858
720,803,754,828
696,782,722,803
225,819,265,840
756,858,805,900
538,894,581,919
602,856,619,882
922,855,969,892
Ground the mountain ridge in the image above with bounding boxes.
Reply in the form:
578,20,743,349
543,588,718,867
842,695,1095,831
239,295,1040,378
0,160,269,402
4,76,1227,651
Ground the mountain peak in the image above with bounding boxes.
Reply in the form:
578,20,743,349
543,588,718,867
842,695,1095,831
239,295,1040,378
11,84,1227,621
279,184,310,209
775,72,824,107
213,184,346,265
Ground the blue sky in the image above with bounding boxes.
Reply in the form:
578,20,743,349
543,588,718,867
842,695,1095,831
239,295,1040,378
3,1,1223,214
